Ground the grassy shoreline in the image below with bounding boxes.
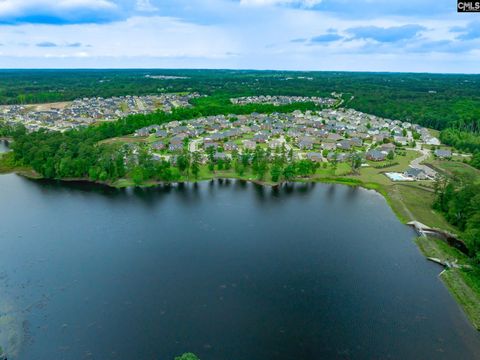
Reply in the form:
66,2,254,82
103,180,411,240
2,158,480,331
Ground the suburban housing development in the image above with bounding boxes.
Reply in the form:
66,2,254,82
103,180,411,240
128,105,443,182
0,93,201,132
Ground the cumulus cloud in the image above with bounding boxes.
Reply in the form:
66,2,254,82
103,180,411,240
451,22,480,40
347,24,426,43
239,0,322,8
136,0,158,12
0,0,120,25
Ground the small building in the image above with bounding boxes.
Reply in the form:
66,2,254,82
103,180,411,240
151,141,166,151
321,142,337,151
379,143,396,153
366,149,387,162
269,139,284,149
306,152,323,162
404,167,429,180
242,140,257,150
434,149,452,159
337,140,353,151
394,136,409,146
253,134,268,143
298,137,314,150
224,141,238,151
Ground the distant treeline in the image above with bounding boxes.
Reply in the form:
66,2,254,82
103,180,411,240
1,69,480,132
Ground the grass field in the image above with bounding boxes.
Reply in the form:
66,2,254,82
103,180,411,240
426,159,480,182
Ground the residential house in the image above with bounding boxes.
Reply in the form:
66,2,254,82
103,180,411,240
404,167,429,180
366,149,387,161
434,149,452,159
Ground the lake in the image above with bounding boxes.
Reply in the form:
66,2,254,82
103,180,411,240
0,174,479,359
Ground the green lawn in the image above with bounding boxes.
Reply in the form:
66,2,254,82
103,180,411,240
427,159,480,182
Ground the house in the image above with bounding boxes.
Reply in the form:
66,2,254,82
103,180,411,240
243,140,257,150
379,143,396,153
151,141,166,151
306,152,323,162
253,134,268,143
404,167,429,180
269,139,284,149
394,136,409,146
327,152,349,162
168,140,183,152
214,152,231,161
224,141,238,151
425,137,441,146
298,137,314,150
327,133,343,142
350,137,363,147
434,149,452,159
337,139,353,151
366,149,387,162
134,128,150,137
321,142,337,151
204,142,220,150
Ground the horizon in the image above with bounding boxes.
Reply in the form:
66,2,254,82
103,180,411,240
0,1,479,72
0,68,479,76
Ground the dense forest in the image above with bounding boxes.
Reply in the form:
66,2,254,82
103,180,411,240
1,69,479,133
434,178,480,264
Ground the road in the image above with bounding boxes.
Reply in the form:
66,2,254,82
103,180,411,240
408,144,437,178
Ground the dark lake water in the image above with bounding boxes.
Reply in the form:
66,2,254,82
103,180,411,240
0,174,479,359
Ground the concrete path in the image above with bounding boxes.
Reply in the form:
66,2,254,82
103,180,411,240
407,144,437,178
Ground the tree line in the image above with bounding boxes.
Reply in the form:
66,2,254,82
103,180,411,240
434,177,480,264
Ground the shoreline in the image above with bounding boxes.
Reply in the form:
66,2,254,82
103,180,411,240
3,167,480,331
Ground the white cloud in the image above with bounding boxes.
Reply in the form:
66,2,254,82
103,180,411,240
0,0,119,24
239,0,322,8
136,0,158,12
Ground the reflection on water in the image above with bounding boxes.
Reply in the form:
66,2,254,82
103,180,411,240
0,175,479,360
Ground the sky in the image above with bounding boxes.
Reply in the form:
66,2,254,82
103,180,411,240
0,0,479,72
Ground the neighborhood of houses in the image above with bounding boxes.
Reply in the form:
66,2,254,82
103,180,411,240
230,95,337,107
130,106,448,182
0,93,200,132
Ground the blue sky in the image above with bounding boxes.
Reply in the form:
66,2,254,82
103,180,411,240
0,0,478,72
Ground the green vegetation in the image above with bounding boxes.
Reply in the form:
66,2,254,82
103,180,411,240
434,178,480,262
1,70,480,133
174,353,200,360
415,236,480,330
440,129,480,170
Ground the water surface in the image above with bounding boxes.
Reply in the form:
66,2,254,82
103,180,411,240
0,175,479,359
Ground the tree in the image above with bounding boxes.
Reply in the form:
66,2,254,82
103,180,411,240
283,164,296,181
387,150,395,161
177,150,191,177
350,153,362,174
174,353,200,360
191,151,201,180
131,167,144,185
330,154,338,173
270,164,282,182
206,146,216,173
